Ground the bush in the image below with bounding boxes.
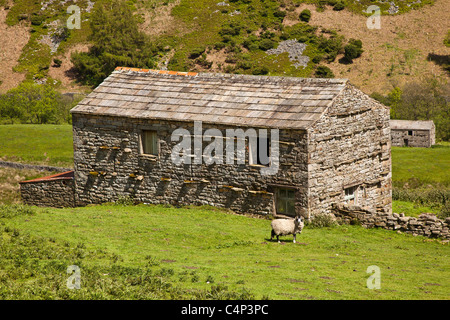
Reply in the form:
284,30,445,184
273,9,286,19
299,9,311,22
53,58,62,67
333,1,345,11
307,213,338,228
214,42,226,50
343,38,363,62
242,35,259,51
258,39,276,51
317,35,344,62
189,46,206,59
30,14,43,26
236,60,252,70
252,66,269,75
444,30,450,47
315,65,334,78
439,202,450,219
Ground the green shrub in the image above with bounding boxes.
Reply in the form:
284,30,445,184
333,1,346,11
214,42,226,50
236,60,252,70
273,9,286,19
317,35,344,62
258,39,276,51
307,213,338,228
0,82,63,124
189,46,206,59
312,54,323,63
343,38,363,62
30,14,43,26
439,202,450,219
315,65,334,78
252,66,269,75
53,58,62,67
299,9,311,22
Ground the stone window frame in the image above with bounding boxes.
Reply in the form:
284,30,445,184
275,187,296,217
138,128,160,159
343,182,361,205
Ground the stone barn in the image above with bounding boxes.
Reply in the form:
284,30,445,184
390,120,435,148
21,67,392,218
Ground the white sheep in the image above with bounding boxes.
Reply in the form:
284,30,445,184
270,216,304,243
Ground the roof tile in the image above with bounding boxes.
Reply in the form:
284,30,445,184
71,68,348,129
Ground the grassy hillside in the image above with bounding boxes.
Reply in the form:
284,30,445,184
1,203,449,299
1,0,448,95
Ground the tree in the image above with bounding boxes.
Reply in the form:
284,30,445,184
71,0,158,86
0,94,23,124
387,87,402,119
0,82,61,124
393,78,449,141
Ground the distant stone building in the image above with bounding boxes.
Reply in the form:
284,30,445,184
20,67,392,218
390,120,435,148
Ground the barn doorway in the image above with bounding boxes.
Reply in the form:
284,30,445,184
403,139,409,147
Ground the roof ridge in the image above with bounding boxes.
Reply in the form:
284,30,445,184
113,66,349,85
114,67,198,77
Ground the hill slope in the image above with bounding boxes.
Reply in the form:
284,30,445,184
0,0,448,95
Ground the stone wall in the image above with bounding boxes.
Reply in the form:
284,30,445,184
20,171,75,208
71,84,392,218
307,84,392,216
72,114,310,217
391,129,433,148
332,203,450,240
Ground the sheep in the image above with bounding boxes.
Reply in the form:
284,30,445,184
270,216,304,243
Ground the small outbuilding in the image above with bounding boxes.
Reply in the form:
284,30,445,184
390,120,435,148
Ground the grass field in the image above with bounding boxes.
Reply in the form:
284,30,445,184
0,124,73,168
0,124,449,299
391,142,450,188
1,203,449,300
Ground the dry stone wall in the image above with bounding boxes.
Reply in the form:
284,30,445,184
332,203,450,240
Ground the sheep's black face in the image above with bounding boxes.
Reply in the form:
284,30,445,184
295,217,302,224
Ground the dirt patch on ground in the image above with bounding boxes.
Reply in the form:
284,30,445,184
0,6,30,93
284,1,450,94
139,0,186,38
48,43,91,93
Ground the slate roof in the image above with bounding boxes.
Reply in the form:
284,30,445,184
19,171,74,184
71,67,349,129
390,120,435,131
